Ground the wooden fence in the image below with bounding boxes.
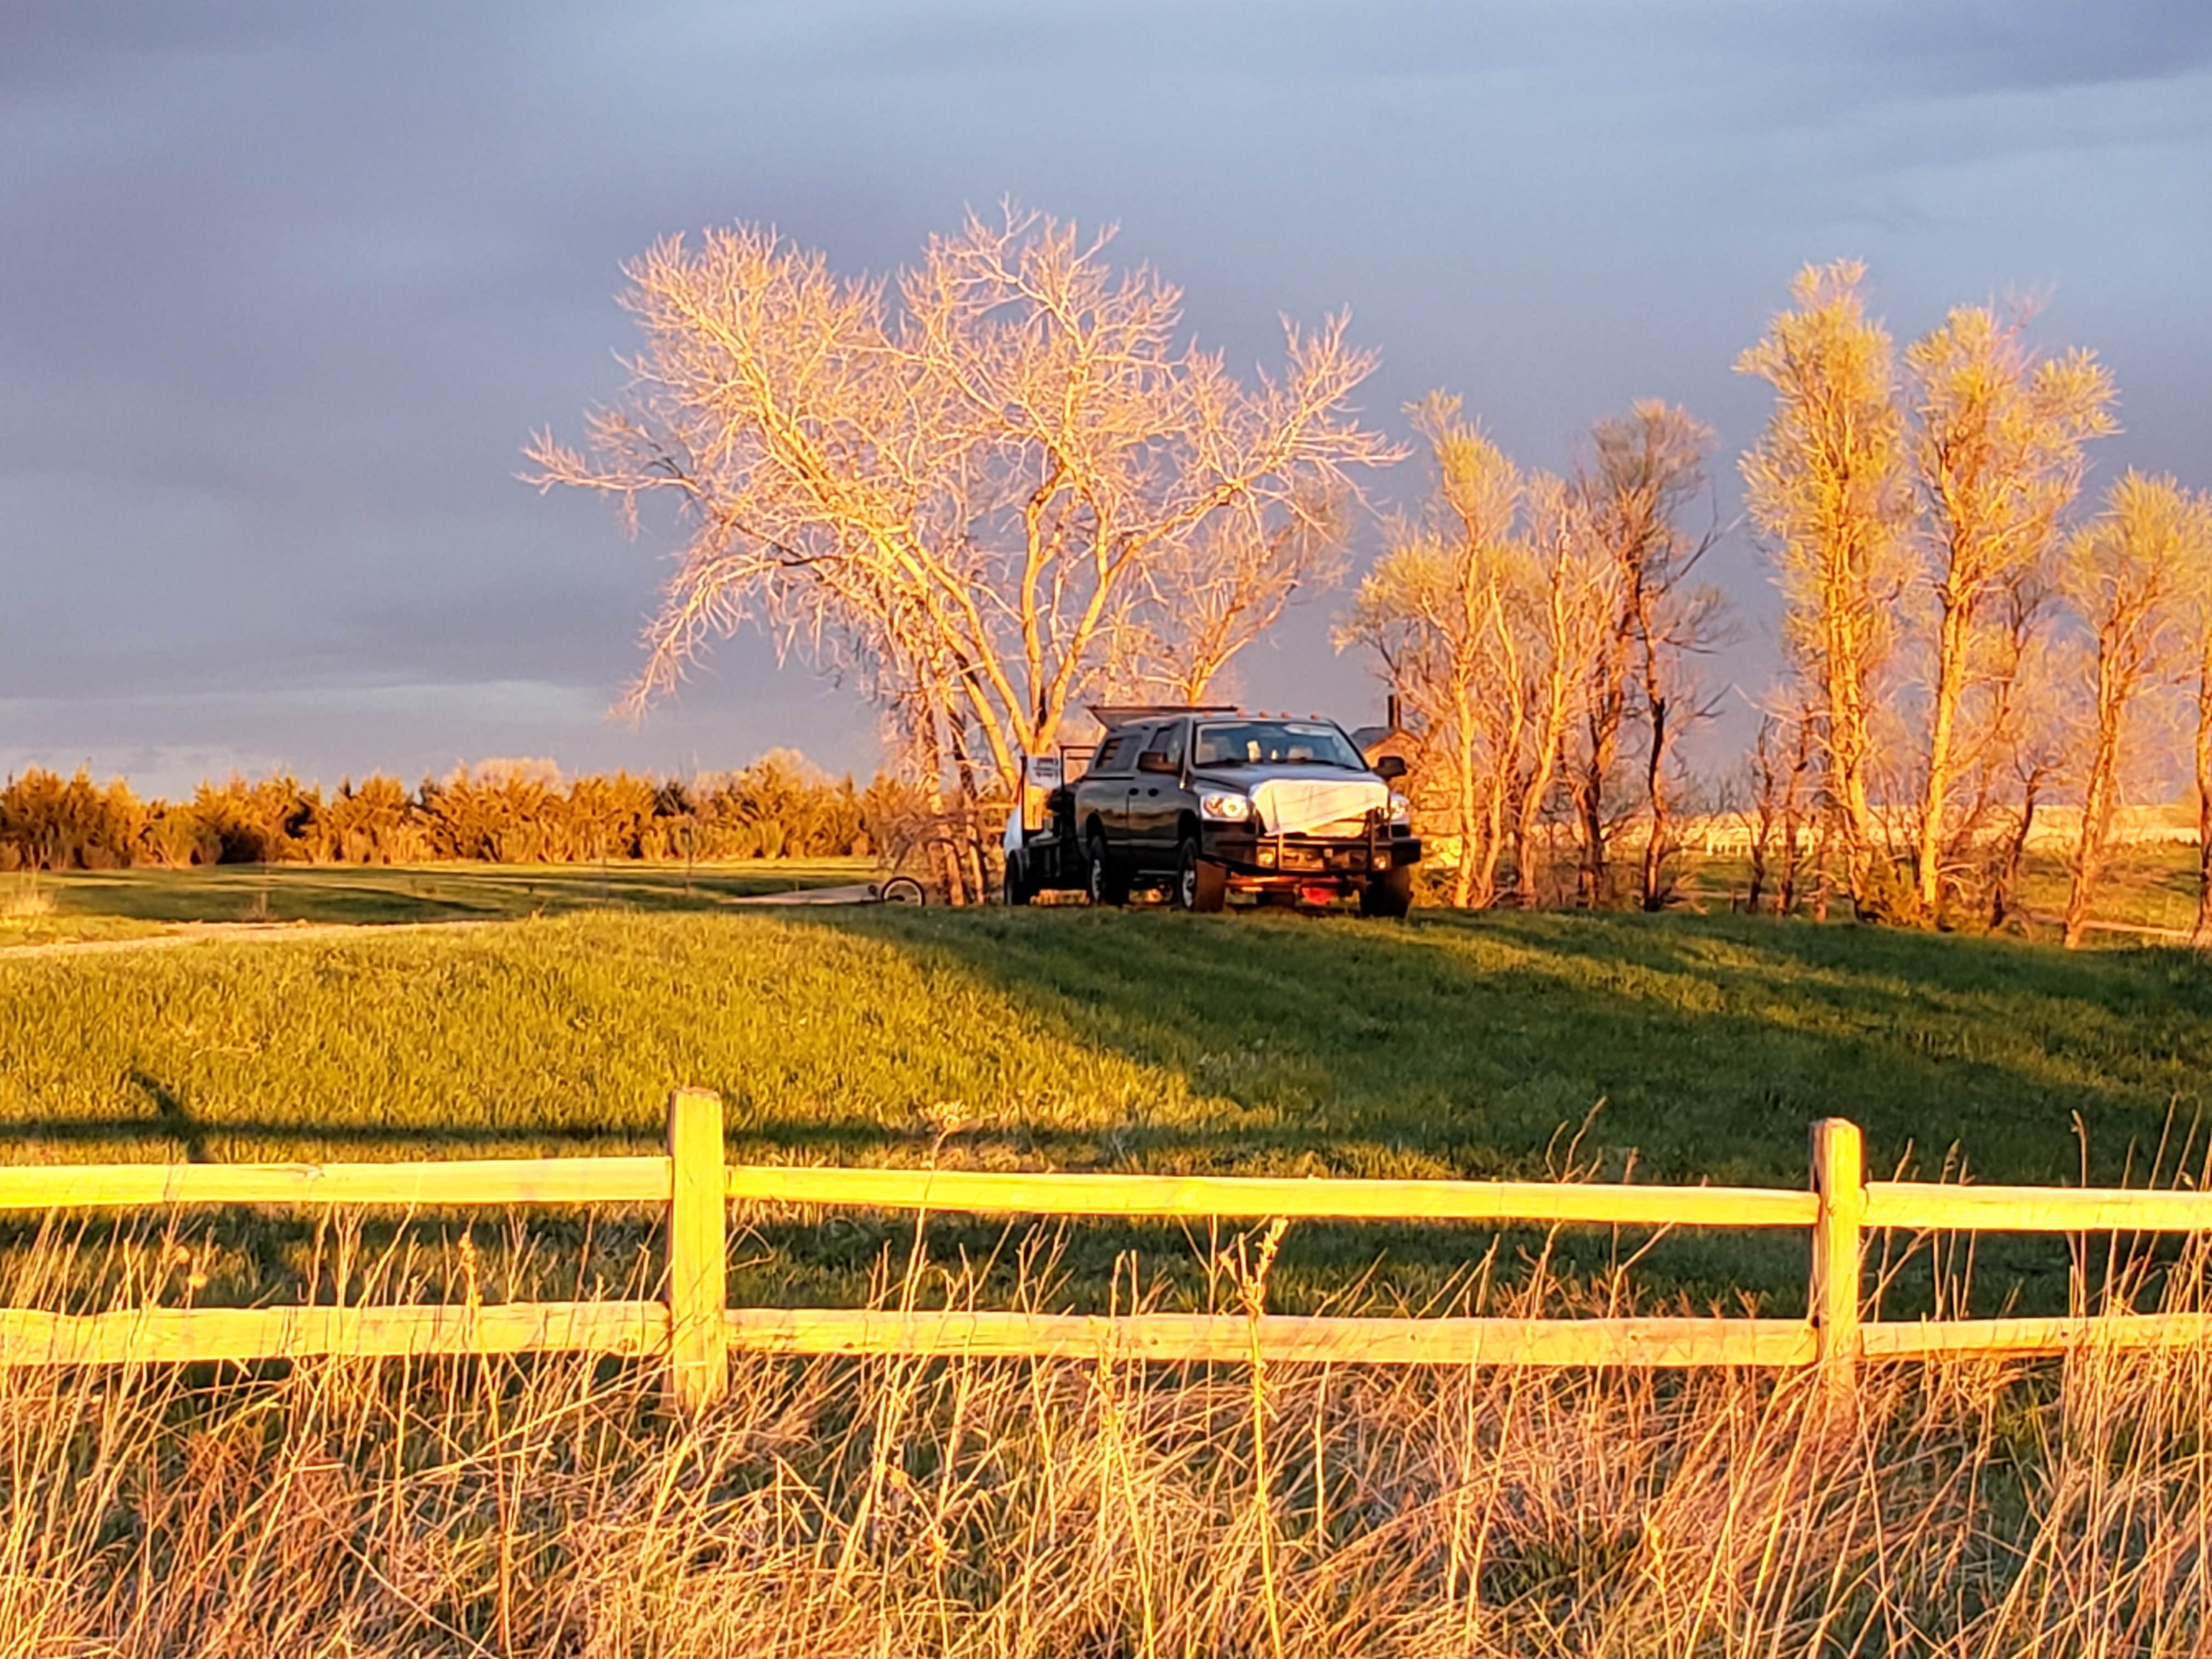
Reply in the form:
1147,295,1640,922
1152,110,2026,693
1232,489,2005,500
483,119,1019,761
5,1090,2212,1411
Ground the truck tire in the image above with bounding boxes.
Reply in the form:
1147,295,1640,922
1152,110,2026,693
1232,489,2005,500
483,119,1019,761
1002,855,1033,906
1359,864,1414,918
1173,835,1227,913
1086,830,1129,907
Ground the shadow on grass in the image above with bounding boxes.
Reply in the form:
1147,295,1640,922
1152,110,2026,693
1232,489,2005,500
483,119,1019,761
798,906,2210,1185
10,1114,647,1153
126,1072,210,1164
772,904,2212,1316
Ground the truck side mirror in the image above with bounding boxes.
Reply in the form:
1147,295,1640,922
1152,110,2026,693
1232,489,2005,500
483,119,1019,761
1373,754,1407,781
1137,750,1178,775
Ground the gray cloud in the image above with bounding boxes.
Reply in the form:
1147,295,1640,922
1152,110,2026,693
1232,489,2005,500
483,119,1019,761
3,1,2208,789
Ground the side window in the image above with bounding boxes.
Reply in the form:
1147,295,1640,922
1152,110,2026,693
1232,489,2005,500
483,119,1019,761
1147,721,1186,769
1092,731,1139,775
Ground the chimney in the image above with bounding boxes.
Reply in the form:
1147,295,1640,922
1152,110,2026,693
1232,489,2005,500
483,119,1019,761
1386,692,1402,732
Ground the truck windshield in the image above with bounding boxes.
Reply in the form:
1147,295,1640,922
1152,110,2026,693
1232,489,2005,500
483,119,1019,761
1194,721,1365,769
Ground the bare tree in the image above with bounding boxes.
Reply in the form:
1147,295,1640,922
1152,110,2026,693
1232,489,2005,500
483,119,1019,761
1338,399,1621,910
2181,503,2212,948
1512,475,1620,905
1128,488,1352,702
2057,472,2207,948
1740,718,1778,913
1336,396,1525,909
1774,702,1821,917
528,208,1393,830
1904,305,2115,917
1978,566,2075,930
1736,261,1915,914
1571,402,1730,910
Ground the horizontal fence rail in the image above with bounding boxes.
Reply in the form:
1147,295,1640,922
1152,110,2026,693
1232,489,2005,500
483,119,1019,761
0,1156,674,1212
1,1302,669,1367
1865,1183,2212,1233
722,1309,1821,1368
4,1097,2211,1408
723,1165,1820,1228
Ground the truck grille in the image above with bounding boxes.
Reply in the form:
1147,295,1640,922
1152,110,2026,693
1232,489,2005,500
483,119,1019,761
1279,845,1370,873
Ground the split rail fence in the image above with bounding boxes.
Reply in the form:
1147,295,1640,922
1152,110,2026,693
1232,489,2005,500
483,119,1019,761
4,1091,2211,1410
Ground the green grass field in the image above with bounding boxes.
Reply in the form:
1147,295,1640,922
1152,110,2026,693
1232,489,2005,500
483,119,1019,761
0,859,871,946
5,899,2208,1319
1667,841,2205,940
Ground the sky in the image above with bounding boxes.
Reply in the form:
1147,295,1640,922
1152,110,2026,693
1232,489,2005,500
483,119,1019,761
3,1,2208,797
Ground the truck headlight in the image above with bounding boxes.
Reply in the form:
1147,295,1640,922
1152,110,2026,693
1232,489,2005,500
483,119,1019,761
1200,791,1251,821
1387,791,1411,826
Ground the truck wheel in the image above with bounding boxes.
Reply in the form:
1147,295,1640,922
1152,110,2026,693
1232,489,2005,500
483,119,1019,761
1173,836,1227,913
1085,831,1128,907
1359,864,1414,919
1002,857,1033,906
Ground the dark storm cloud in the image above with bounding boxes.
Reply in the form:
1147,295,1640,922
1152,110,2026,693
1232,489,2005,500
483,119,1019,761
3,1,2208,793
1858,0,2212,95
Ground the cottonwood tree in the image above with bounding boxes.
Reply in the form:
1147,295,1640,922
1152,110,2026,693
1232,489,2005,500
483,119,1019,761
1336,397,1618,909
1513,475,1621,905
1978,566,2076,929
1571,402,1731,911
2057,472,2208,948
1737,262,1915,914
1336,397,1525,908
1121,489,1352,702
528,208,1393,855
1904,305,2115,917
2182,507,2212,947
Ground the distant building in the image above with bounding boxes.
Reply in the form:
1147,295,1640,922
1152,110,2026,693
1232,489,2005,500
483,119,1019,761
1351,694,1417,777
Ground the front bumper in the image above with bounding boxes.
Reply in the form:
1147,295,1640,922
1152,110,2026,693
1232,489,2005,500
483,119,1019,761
1202,824,1421,882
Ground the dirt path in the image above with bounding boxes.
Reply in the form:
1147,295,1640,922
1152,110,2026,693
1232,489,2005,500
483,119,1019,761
1,885,887,961
725,884,879,906
0,918,506,961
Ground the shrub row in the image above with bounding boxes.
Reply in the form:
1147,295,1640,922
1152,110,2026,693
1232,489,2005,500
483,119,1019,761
0,751,910,869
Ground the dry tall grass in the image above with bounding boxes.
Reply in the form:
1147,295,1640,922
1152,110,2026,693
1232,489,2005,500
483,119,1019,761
3,1221,2209,1657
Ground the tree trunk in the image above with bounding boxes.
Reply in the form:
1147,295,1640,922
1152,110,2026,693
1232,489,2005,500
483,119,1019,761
1514,691,1573,909
947,720,990,906
1451,682,1478,910
1574,769,1607,909
1810,806,1835,922
1472,781,1508,910
1916,593,1974,918
1747,718,1780,916
1822,592,1887,911
917,698,970,907
1989,776,2040,933
2063,702,2123,950
1576,633,1630,909
1777,791,1802,918
1639,691,1671,912
2194,653,2212,948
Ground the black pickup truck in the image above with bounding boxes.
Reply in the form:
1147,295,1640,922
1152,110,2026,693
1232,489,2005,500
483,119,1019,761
1001,707,1420,915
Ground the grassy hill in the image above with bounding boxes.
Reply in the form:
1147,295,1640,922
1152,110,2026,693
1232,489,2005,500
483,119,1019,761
5,905,2208,1317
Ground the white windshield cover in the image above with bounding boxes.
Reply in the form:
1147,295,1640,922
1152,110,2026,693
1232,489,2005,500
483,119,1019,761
1250,776,1387,837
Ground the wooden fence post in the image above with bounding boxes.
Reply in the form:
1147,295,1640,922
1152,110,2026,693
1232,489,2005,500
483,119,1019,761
1809,1118,1865,1389
664,1087,728,1413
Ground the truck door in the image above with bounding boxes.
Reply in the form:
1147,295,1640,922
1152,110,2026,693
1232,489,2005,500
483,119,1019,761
1131,719,1187,859
1077,726,1143,848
